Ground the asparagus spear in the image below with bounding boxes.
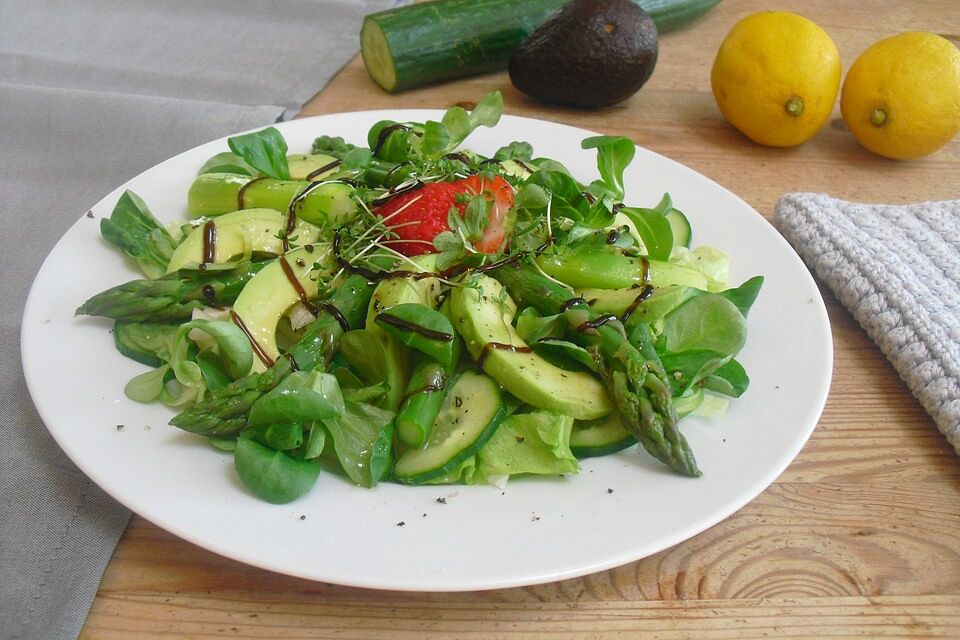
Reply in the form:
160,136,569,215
491,263,701,477
76,261,266,322
169,274,374,436
395,358,450,447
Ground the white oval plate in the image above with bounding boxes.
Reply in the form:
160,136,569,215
22,112,832,591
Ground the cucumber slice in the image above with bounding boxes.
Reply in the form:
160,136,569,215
393,371,506,484
571,391,705,459
665,208,692,248
569,413,636,458
113,320,176,368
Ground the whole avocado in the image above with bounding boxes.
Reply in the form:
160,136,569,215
508,0,659,108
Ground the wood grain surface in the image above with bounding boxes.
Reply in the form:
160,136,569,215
80,0,960,637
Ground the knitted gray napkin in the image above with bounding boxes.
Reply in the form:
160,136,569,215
1,1,402,638
775,193,960,453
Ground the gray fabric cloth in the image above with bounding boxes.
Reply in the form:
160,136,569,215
775,193,960,453
0,1,401,638
2,0,395,119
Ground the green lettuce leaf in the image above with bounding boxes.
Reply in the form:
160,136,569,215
669,245,731,292
227,127,290,180
476,412,580,483
99,190,177,279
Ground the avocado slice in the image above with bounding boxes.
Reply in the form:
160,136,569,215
231,245,332,373
166,208,321,273
287,153,340,181
578,285,700,323
449,274,611,420
364,255,443,410
498,159,534,181
508,0,659,108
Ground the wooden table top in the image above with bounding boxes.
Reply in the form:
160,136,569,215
81,0,960,637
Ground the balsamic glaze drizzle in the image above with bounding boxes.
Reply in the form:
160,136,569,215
237,176,266,210
576,314,619,333
476,342,533,370
371,179,425,206
305,159,342,181
283,352,300,372
201,284,217,306
473,251,526,274
384,162,412,184
202,220,217,264
515,159,537,174
376,313,453,342
442,152,472,165
230,310,275,368
401,382,445,402
279,255,318,316
620,285,654,325
560,297,588,312
332,230,385,281
321,303,350,333
372,123,417,156
619,257,653,324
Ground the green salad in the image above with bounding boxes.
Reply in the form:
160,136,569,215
78,91,762,504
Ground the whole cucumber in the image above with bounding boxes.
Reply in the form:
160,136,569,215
360,0,720,92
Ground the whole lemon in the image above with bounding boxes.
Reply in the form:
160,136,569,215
711,11,841,147
841,32,960,160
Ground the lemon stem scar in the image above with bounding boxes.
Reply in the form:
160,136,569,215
784,97,804,117
871,108,887,127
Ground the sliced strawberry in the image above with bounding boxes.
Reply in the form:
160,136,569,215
374,174,515,257
374,182,462,256
454,175,514,254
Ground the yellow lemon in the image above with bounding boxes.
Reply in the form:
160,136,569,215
841,32,960,160
711,11,841,147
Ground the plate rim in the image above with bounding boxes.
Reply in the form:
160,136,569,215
21,110,834,591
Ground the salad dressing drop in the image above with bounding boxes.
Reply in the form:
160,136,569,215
201,220,217,264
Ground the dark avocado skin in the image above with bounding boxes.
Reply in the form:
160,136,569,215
508,0,659,108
